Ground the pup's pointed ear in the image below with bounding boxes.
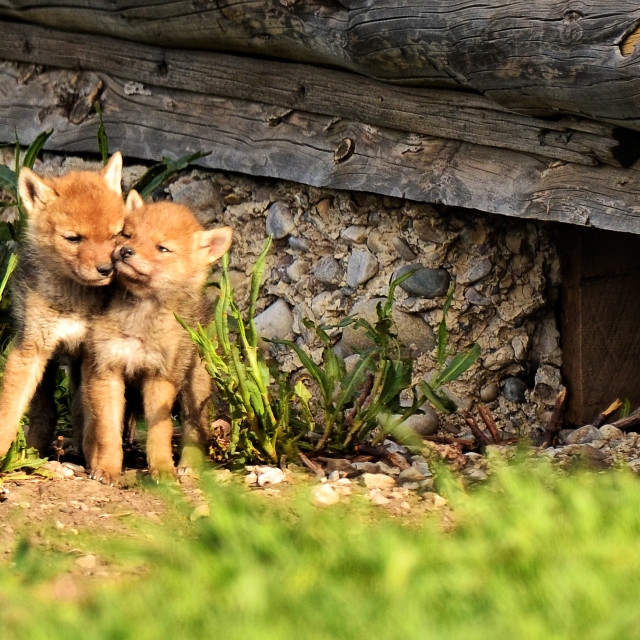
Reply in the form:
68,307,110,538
125,189,144,212
101,151,123,195
18,167,58,217
199,226,233,264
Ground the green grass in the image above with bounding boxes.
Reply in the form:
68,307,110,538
2,461,640,639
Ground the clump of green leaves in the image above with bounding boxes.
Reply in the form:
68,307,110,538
271,272,420,452
178,237,308,465
419,283,481,414
0,425,47,475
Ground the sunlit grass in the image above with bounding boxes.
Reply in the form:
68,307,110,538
3,461,640,640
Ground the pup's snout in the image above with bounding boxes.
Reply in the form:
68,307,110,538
120,246,135,259
96,263,114,277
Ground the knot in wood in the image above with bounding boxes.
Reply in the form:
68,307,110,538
333,138,354,163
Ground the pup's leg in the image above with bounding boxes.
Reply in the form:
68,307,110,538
83,361,125,485
178,360,212,476
0,344,50,457
142,376,179,480
26,358,59,456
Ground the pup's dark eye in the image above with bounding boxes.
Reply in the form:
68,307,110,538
63,234,83,243
121,231,131,239
157,245,170,253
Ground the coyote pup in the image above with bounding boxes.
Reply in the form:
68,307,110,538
0,153,124,457
83,191,233,483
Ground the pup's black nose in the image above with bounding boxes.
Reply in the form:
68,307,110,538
96,263,114,277
120,246,135,259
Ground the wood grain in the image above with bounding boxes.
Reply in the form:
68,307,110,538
2,63,640,234
0,0,639,126
1,21,638,169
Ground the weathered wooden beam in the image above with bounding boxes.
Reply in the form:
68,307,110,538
0,22,638,170
0,1,639,128
2,62,640,234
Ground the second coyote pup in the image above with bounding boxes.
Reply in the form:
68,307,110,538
83,191,233,483
0,153,124,458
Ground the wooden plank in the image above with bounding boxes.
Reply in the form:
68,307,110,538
0,1,640,128
561,227,640,424
1,22,638,169
2,63,640,234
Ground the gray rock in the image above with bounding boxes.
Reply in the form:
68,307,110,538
502,377,527,403
253,299,294,341
459,258,493,285
412,217,447,244
342,298,436,355
391,237,417,261
313,256,344,287
265,202,295,239
599,424,624,441
399,410,439,437
562,425,604,445
341,225,367,244
366,229,387,254
483,345,515,371
398,467,428,483
411,457,432,477
169,178,223,214
479,383,500,403
395,264,451,298
288,236,310,252
346,250,379,287
465,287,491,306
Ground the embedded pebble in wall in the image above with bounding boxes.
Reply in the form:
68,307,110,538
265,202,295,239
346,250,379,287
313,255,344,287
464,287,491,306
400,409,439,437
391,237,417,261
459,257,493,285
253,298,294,341
342,298,436,355
502,376,527,403
479,383,500,403
412,216,448,244
341,225,367,244
395,264,451,298
366,229,388,254
289,236,310,252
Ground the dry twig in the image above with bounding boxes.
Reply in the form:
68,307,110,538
461,410,491,445
542,388,567,447
478,404,501,443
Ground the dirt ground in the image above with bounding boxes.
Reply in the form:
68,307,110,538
0,457,447,594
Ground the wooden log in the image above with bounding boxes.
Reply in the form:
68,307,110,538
1,1,640,128
2,62,640,234
0,21,638,170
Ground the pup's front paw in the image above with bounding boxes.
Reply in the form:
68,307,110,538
89,467,117,486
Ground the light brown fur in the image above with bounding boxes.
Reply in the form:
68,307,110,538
0,154,124,457
83,191,233,483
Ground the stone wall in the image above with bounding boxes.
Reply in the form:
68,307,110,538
7,152,564,442
165,166,563,442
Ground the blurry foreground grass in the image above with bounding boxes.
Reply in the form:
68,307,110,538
2,460,640,639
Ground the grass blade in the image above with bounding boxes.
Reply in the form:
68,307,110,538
94,102,109,164
437,343,481,386
132,151,210,199
22,130,53,170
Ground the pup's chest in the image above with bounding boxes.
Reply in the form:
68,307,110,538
96,301,186,377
